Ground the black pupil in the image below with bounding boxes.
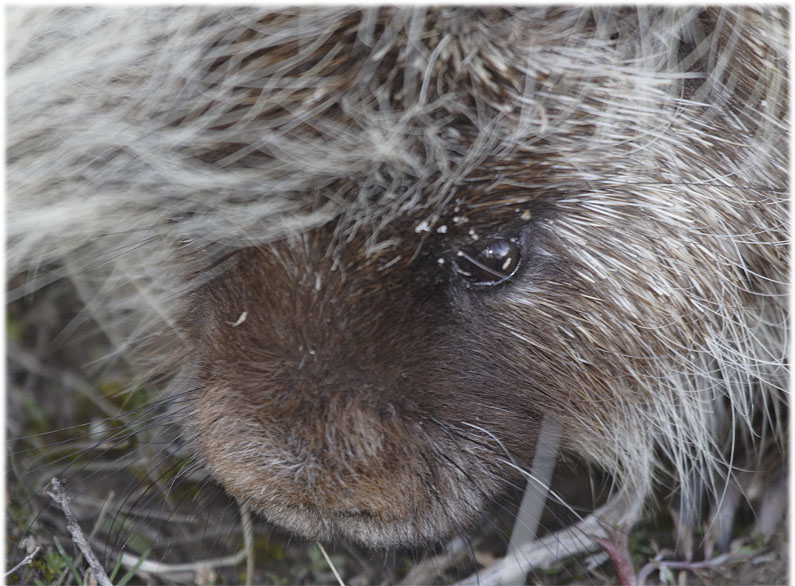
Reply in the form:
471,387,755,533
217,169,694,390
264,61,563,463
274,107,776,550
458,239,519,285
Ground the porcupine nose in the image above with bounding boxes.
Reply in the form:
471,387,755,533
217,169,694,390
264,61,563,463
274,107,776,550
192,241,454,507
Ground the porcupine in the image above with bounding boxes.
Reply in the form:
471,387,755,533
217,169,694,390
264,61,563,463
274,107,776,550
6,5,788,584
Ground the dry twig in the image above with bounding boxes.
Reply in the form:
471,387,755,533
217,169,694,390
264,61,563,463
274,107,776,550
454,490,642,586
47,478,113,586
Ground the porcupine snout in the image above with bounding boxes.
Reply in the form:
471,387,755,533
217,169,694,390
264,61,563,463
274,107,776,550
184,231,544,546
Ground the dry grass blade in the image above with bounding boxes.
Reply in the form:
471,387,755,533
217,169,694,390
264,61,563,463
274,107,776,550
317,542,346,586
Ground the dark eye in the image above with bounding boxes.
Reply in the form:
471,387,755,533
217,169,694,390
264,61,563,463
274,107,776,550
455,239,521,286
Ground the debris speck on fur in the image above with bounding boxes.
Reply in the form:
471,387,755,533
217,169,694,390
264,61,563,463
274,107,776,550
228,312,248,328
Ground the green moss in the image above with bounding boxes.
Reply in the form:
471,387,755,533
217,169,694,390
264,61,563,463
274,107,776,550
20,545,75,586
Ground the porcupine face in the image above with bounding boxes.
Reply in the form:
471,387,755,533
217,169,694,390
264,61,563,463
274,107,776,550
186,207,561,547
151,7,786,548
175,9,577,547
